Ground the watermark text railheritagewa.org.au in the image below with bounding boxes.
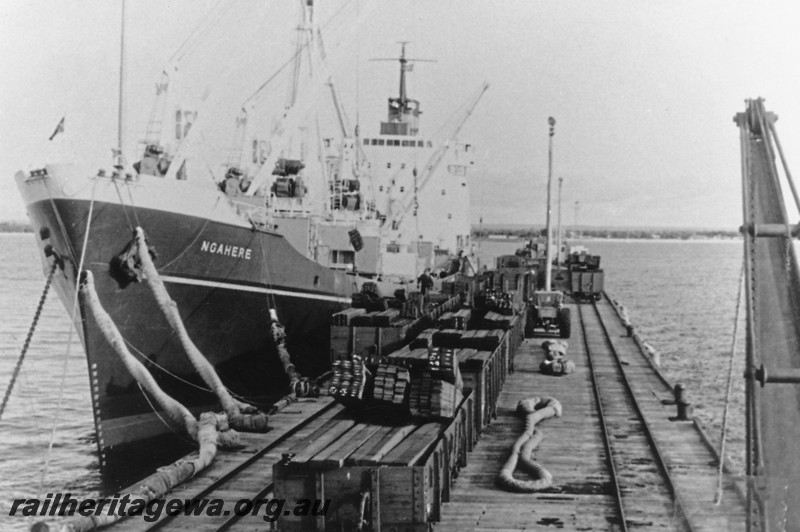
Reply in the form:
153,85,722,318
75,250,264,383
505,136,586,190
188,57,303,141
9,493,330,522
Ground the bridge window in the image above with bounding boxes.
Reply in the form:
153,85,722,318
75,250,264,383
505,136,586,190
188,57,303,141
363,138,369,145
418,140,424,147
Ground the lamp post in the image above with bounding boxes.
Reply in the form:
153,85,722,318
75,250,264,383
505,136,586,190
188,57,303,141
544,117,555,291
557,176,564,275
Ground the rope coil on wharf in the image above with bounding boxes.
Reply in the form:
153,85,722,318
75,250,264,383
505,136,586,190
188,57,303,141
496,396,562,492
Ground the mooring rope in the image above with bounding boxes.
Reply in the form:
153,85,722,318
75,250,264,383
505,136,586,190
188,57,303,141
134,227,269,432
38,177,98,496
28,271,248,532
715,260,746,505
496,397,562,492
0,261,58,421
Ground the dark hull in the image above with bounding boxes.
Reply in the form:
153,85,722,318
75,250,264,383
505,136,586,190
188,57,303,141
26,197,351,461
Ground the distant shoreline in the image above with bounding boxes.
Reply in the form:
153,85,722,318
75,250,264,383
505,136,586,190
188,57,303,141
0,222,32,233
0,222,741,240
473,229,740,241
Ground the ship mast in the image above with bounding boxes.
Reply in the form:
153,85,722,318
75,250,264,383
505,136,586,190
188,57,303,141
398,41,409,107
544,116,556,291
116,0,127,169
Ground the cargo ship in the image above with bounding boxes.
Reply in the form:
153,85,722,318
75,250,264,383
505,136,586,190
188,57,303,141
13,2,486,465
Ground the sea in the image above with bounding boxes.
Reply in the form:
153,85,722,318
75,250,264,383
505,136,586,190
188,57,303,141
0,233,748,529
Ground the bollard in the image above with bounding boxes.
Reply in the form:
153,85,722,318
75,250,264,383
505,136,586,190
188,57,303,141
664,383,693,421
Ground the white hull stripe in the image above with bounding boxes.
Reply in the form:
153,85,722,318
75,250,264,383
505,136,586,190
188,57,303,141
160,275,351,303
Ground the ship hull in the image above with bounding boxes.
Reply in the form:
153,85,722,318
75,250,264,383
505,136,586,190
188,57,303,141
20,175,351,461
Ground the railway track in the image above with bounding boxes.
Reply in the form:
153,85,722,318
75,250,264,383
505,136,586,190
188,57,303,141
579,297,694,531
131,400,342,532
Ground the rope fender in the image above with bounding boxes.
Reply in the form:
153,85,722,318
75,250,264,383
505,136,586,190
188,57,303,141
133,227,269,432
496,396,562,492
31,273,243,532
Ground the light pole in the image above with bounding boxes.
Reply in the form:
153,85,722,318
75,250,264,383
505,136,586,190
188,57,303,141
544,117,555,291
557,176,563,275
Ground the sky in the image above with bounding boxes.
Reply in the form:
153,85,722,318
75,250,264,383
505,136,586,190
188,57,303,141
1,0,799,229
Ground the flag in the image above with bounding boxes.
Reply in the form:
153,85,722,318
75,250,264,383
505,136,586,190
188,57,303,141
49,117,65,141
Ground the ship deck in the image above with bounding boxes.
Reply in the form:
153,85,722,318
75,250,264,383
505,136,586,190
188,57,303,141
68,294,747,532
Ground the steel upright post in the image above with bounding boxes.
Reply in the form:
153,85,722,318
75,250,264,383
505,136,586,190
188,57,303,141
544,117,556,291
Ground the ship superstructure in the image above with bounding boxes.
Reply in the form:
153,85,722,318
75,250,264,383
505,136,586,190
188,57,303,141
13,2,486,461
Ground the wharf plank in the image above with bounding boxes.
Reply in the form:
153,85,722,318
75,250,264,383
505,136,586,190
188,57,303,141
108,296,747,532
438,300,747,531
109,397,335,531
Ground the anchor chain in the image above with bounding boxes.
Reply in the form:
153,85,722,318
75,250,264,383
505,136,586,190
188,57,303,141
0,261,59,421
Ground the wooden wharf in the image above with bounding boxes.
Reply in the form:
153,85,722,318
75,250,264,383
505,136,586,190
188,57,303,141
436,295,747,532
68,291,747,531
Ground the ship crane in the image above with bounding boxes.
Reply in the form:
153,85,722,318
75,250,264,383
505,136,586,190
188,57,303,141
736,98,800,532
390,81,489,231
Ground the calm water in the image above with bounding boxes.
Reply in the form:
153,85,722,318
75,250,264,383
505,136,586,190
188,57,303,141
476,237,747,470
0,233,749,529
0,233,98,530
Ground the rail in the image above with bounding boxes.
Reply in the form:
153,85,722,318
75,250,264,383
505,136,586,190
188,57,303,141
142,400,339,531
577,301,628,531
580,295,695,531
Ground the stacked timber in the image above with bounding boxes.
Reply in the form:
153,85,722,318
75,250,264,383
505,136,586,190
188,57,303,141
330,347,463,421
438,308,473,329
273,389,474,532
410,375,460,418
329,356,367,405
458,329,505,352
482,311,518,331
433,328,464,348
373,364,411,404
410,328,436,349
330,293,463,360
330,307,367,326
476,288,515,315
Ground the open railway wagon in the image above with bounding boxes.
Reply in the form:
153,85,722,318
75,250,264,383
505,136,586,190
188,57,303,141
568,249,604,301
274,283,526,531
